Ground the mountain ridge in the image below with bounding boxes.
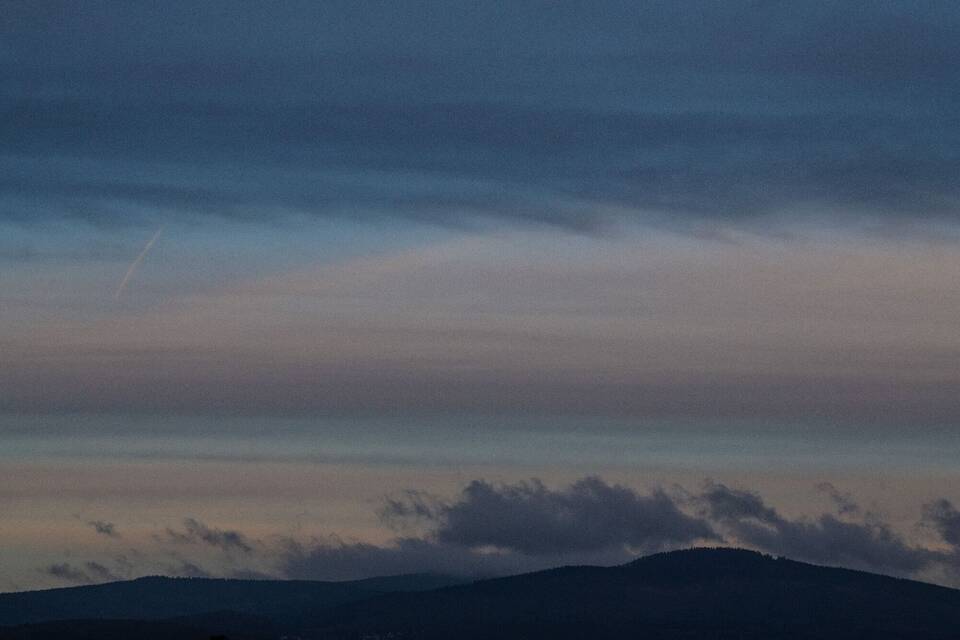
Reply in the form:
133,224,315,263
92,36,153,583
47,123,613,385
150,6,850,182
3,548,960,639
0,572,465,627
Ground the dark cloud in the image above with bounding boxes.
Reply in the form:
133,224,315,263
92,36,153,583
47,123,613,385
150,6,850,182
283,478,960,583
924,499,960,549
163,518,255,554
410,477,718,555
42,555,216,584
43,563,92,584
3,2,960,230
701,481,780,525
87,520,120,538
43,561,119,584
37,478,960,586
379,490,444,532
700,482,934,575
816,482,861,516
287,478,718,580
83,561,119,582
2,103,958,232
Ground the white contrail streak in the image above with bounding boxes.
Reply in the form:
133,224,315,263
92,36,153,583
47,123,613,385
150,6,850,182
114,226,164,300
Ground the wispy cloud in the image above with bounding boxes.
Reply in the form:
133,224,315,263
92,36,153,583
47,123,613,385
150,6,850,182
43,561,120,585
114,227,163,300
700,482,936,575
87,520,120,538
162,518,255,554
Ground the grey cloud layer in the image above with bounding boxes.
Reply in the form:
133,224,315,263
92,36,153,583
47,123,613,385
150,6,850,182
44,477,960,587
4,1,960,229
7,227,960,422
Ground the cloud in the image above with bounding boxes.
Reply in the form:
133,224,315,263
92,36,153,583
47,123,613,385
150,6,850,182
2,3,960,231
43,563,91,584
282,478,960,583
924,499,960,549
43,561,119,584
286,478,718,581
402,477,719,555
700,482,935,575
816,482,861,516
379,490,445,532
37,477,960,587
3,107,958,232
162,518,254,554
700,481,780,525
83,561,119,582
87,520,120,538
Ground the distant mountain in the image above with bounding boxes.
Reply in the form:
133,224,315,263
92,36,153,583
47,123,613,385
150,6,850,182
4,549,960,639
307,548,960,639
0,572,463,628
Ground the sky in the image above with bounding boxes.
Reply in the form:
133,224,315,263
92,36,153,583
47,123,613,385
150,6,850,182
3,0,960,591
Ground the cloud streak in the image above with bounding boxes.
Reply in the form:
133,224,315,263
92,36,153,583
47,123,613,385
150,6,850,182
87,520,120,538
162,518,255,554
114,226,163,300
43,561,120,585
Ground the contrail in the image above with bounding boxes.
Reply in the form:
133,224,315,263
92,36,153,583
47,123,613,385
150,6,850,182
114,226,164,300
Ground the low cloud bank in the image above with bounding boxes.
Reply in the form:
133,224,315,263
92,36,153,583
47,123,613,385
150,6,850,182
42,477,960,587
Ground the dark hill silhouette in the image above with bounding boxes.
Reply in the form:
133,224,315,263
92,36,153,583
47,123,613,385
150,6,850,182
0,573,462,628
3,549,960,639
307,548,960,639
0,614,273,640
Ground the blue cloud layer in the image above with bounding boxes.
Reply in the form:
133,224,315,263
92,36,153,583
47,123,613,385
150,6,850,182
3,1,960,229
